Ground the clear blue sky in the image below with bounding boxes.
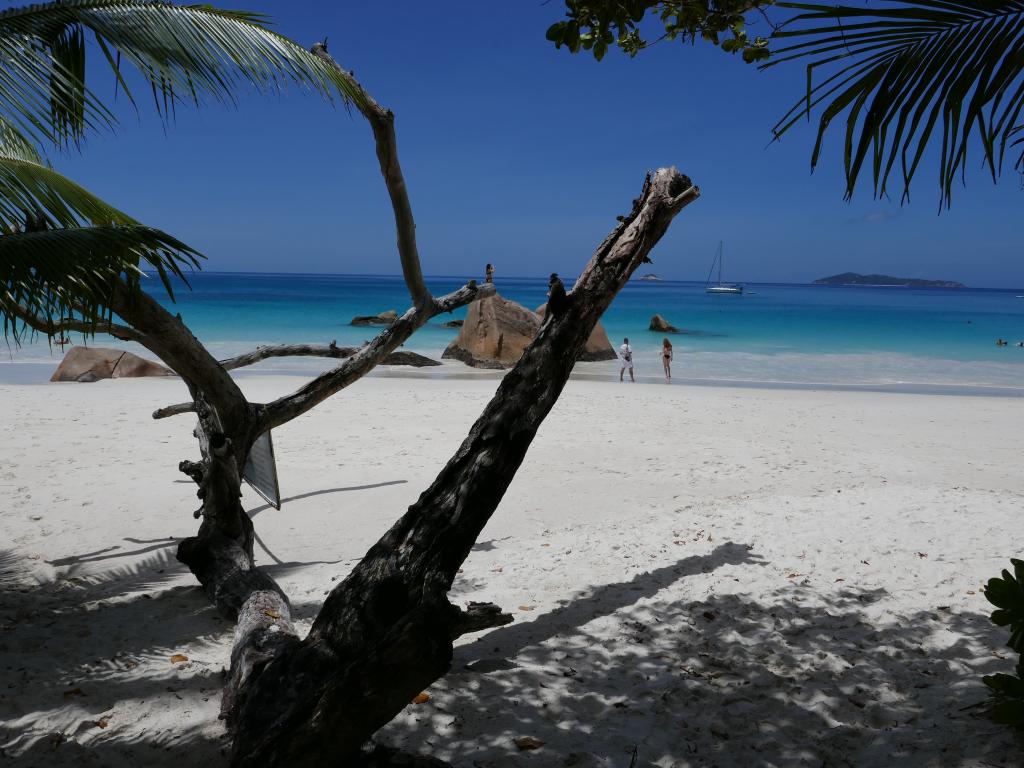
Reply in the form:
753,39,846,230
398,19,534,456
54,2,1021,287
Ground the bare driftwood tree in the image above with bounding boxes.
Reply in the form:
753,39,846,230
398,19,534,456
6,42,494,624
222,166,699,767
7,37,699,766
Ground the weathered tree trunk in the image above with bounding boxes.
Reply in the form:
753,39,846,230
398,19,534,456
226,168,699,767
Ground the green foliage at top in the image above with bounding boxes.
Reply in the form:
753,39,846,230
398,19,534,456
765,1,1024,208
983,558,1024,728
546,1,1024,207
0,2,363,342
545,1,772,62
0,0,363,149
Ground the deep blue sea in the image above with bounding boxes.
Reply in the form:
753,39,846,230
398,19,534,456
5,273,1024,391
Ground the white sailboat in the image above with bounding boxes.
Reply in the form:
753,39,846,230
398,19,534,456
704,241,743,295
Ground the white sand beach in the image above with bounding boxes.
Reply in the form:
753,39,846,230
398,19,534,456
0,373,1020,767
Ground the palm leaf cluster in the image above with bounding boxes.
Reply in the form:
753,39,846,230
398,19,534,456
766,0,1024,205
1,1,362,342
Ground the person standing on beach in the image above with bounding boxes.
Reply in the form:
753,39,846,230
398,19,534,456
662,338,673,381
619,337,634,382
485,263,494,283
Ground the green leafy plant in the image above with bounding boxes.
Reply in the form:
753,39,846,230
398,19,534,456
983,558,1024,728
545,1,772,62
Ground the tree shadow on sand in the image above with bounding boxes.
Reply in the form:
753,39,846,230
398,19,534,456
0,544,328,766
380,544,1022,768
4,535,1021,768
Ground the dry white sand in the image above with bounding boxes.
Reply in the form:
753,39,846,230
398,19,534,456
0,373,1021,767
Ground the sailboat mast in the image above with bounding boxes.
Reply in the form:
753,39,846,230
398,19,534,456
717,241,723,286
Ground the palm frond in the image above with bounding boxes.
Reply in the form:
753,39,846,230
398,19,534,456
1,223,201,343
0,117,200,342
0,0,364,148
765,0,1024,206
0,116,136,229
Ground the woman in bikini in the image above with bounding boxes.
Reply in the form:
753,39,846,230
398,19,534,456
662,337,673,381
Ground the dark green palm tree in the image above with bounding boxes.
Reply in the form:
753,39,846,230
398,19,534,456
0,1,361,341
768,0,1024,207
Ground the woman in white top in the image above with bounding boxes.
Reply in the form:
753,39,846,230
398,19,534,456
619,338,634,382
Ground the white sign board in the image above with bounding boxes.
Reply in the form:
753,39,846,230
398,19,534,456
244,430,281,510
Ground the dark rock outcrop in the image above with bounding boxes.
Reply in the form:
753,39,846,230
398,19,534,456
351,310,398,326
384,351,441,367
441,319,464,328
649,314,680,333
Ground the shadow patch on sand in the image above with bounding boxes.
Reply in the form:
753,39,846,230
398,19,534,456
379,546,1019,768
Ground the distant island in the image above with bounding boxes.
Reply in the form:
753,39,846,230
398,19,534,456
814,272,965,288
638,273,663,281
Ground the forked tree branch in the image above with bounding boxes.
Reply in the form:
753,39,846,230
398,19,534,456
311,41,432,310
256,280,493,433
152,344,442,420
227,168,700,767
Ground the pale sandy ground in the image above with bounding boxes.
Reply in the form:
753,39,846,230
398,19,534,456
0,373,1021,767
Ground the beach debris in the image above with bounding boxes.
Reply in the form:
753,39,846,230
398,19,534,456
513,736,544,751
702,610,717,622
263,609,281,619
917,552,929,559
62,687,85,698
411,692,430,704
169,654,188,664
95,718,109,729
518,605,535,611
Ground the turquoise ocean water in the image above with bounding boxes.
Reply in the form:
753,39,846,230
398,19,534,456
4,273,1024,392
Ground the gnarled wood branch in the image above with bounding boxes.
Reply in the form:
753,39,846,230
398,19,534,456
219,343,440,372
227,167,699,767
256,280,493,433
312,41,431,311
153,402,198,420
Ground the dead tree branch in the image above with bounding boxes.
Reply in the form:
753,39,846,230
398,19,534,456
226,168,699,767
153,402,198,419
312,41,431,310
256,280,493,433
219,343,440,371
